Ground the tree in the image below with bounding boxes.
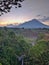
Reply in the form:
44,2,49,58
39,50,49,65
16,54,25,65
0,0,24,16
0,29,31,65
0,63,2,65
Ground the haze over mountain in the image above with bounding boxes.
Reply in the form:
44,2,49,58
17,19,49,29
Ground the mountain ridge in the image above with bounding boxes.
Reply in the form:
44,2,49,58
17,19,49,29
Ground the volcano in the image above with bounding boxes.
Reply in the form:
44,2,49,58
17,19,49,29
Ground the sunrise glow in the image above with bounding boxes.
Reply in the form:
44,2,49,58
0,0,49,26
0,15,34,26
42,21,49,26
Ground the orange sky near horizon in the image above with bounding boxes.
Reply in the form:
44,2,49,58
0,16,34,26
42,21,49,26
0,19,49,26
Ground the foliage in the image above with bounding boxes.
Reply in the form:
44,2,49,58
0,28,31,65
0,28,49,65
0,0,24,16
40,50,49,65
0,63,2,65
29,40,49,65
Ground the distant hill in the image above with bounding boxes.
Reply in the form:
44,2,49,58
17,19,49,29
6,24,17,28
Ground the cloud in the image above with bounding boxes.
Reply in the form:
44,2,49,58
36,14,44,20
36,15,41,17
40,16,49,22
36,15,49,22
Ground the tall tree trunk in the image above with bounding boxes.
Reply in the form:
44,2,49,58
22,59,24,65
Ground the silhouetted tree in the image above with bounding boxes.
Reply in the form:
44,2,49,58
0,0,24,16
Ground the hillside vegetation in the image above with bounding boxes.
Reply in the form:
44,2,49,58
0,28,49,65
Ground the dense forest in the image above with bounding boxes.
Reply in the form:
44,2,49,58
0,27,49,65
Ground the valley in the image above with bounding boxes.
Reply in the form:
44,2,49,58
4,28,49,45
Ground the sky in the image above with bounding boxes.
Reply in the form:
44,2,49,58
0,0,49,26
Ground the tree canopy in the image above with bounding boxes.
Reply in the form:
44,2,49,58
0,28,49,65
0,0,24,16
